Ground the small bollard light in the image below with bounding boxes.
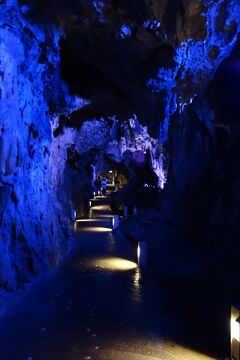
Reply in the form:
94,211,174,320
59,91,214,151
123,206,128,217
71,208,77,221
89,200,92,208
133,207,138,215
231,305,240,360
137,241,147,266
112,215,119,230
93,191,96,197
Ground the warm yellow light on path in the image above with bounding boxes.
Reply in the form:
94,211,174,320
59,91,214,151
85,257,138,271
76,219,103,223
91,205,110,211
80,227,112,233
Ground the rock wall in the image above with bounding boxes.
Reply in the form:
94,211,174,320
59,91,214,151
64,115,167,188
1,0,240,289
119,90,240,280
0,1,81,289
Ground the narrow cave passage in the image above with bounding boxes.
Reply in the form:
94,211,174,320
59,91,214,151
0,170,231,360
1,1,240,360
0,187,215,360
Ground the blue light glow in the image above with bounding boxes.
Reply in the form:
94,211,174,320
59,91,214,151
0,1,85,289
120,24,132,39
146,0,240,143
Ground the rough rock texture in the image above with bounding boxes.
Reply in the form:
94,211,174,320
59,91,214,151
120,59,240,280
0,1,82,289
58,115,163,219
54,0,240,140
57,0,240,191
1,0,240,290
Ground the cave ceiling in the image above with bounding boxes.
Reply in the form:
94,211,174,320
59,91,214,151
20,0,240,138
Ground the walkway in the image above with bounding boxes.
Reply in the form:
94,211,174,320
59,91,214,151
0,194,216,360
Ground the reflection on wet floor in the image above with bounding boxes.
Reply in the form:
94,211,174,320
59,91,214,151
0,192,219,359
73,194,217,359
107,231,116,253
132,267,142,304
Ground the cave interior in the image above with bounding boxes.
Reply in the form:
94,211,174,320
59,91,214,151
1,0,240,359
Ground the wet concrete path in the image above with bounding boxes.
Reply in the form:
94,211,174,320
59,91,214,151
0,195,218,359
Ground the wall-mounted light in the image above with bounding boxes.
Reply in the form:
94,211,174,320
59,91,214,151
112,215,119,230
93,191,96,197
231,305,240,360
137,241,147,266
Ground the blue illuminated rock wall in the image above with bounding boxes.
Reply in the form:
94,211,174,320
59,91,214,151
0,1,82,289
57,0,240,193
1,0,240,289
115,0,240,279
146,0,240,142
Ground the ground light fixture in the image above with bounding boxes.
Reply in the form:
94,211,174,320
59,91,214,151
89,200,92,208
71,208,77,221
231,305,240,360
112,215,119,229
137,241,147,266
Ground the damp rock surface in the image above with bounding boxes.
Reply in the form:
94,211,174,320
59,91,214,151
0,0,83,289
1,0,240,291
